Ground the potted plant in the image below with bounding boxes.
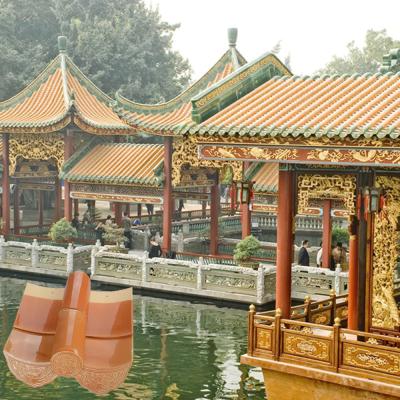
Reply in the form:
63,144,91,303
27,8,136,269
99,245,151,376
233,235,261,269
103,223,128,253
49,218,78,243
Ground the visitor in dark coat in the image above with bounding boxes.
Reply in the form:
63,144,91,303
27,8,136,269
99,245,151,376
149,237,162,259
298,240,310,266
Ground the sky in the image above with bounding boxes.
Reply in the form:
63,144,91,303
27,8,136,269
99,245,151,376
145,0,400,79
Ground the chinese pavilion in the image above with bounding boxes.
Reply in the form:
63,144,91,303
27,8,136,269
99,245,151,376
170,48,400,398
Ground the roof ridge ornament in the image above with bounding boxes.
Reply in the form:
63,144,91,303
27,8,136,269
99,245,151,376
228,28,238,47
380,48,400,73
58,36,67,54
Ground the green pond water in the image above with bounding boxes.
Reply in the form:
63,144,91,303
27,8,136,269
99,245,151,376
0,275,265,400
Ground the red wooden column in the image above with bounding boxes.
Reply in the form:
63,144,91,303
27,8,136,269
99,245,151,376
322,199,332,268
125,203,130,216
241,163,251,238
114,203,122,226
210,180,220,255
348,223,359,330
276,167,294,318
202,188,207,218
73,199,79,216
162,137,173,254
64,131,73,221
230,183,236,215
2,133,10,235
13,185,20,234
54,176,62,221
137,203,142,219
38,191,44,228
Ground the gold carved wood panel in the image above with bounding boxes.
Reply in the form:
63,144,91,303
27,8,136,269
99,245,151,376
372,176,400,329
297,174,356,215
9,133,64,174
172,136,242,186
342,343,400,375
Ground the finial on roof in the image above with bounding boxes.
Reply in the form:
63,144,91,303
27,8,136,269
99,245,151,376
228,28,238,47
380,48,400,73
58,36,67,53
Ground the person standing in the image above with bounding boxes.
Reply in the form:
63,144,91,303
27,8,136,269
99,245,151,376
122,212,132,249
298,240,310,266
332,242,347,270
316,241,323,267
148,237,162,259
95,222,105,246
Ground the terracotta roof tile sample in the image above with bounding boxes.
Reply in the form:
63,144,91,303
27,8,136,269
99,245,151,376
3,272,133,395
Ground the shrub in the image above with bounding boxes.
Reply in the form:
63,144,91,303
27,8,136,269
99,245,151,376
332,227,349,246
49,218,78,242
234,235,261,263
103,223,126,247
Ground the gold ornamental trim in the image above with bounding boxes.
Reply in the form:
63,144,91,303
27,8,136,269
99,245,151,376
297,175,356,215
9,133,64,175
172,135,242,186
70,191,163,204
193,133,397,149
372,176,400,329
194,55,290,109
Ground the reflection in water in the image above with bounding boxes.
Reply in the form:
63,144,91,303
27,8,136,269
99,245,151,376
0,276,265,399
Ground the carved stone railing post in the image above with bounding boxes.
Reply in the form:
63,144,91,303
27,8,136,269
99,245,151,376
182,222,190,235
144,227,150,251
0,235,6,263
66,243,74,273
177,230,184,252
334,264,341,295
90,241,101,277
142,251,148,283
197,257,204,290
31,239,39,268
256,265,265,304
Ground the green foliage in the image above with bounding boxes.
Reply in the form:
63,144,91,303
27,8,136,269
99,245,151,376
0,0,191,102
103,223,126,247
233,235,261,263
318,29,400,75
332,227,349,246
49,218,78,242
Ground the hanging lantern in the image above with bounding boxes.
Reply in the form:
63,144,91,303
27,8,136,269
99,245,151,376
236,181,253,204
370,188,381,213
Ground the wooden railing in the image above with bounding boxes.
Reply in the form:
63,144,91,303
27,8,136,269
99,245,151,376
247,295,400,386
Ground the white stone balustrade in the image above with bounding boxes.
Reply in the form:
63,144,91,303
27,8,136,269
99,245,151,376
0,236,350,305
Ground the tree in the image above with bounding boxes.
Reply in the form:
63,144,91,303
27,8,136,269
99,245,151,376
0,0,191,102
318,29,400,75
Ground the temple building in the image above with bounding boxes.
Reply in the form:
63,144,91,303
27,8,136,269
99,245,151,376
171,47,400,398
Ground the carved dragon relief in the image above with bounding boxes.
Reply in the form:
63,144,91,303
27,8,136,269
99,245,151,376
9,133,64,175
297,174,356,216
372,176,400,329
172,135,242,186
